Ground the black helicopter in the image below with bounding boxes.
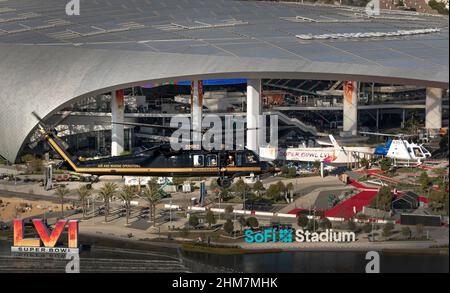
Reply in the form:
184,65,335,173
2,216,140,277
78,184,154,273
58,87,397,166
31,112,279,188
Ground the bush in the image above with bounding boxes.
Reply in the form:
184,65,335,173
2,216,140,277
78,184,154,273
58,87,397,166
401,227,411,239
205,210,216,227
287,167,297,178
188,214,199,228
223,219,234,235
419,171,431,191
306,219,319,231
360,157,370,169
362,223,372,233
224,205,234,214
280,165,289,175
371,186,393,211
297,215,309,228
347,220,356,231
379,157,393,172
428,0,449,15
266,184,281,201
319,218,332,230
246,217,259,228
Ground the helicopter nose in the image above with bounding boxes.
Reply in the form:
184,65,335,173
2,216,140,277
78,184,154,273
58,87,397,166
262,162,280,173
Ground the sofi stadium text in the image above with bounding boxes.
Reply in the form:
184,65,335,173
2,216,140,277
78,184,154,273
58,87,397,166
172,277,278,290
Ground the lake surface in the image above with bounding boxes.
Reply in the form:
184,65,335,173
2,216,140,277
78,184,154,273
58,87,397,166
1,239,448,273
183,250,449,273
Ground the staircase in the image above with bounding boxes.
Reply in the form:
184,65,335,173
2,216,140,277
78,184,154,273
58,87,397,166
265,111,317,136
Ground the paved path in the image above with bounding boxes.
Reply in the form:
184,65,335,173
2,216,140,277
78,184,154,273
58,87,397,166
278,185,352,214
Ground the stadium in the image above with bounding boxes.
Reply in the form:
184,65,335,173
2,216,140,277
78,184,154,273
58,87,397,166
0,0,449,274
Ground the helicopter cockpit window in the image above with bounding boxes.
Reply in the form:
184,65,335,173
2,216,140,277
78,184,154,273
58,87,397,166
193,155,204,167
236,153,243,166
226,154,235,167
246,152,257,164
420,146,431,157
206,155,218,167
413,147,424,158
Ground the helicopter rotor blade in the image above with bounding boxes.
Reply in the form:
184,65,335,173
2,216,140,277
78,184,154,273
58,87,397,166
360,131,414,138
112,121,187,131
31,111,48,130
113,121,260,134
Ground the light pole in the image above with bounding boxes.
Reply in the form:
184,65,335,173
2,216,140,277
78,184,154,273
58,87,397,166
218,193,221,221
92,193,96,224
169,197,172,226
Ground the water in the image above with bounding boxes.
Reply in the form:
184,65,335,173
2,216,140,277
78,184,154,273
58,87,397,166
183,250,449,273
2,239,448,273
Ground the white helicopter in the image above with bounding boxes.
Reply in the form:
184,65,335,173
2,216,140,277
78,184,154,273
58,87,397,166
360,132,432,165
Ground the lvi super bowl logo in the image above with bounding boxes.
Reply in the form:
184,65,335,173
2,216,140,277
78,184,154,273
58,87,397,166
11,219,79,254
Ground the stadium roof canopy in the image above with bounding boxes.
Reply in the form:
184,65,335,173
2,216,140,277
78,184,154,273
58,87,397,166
0,0,449,162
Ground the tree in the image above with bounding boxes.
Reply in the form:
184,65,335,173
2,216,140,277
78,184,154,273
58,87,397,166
219,187,231,201
253,180,264,198
205,210,216,227
188,214,199,228
312,161,321,173
119,185,136,225
362,223,372,233
233,178,251,201
55,185,70,218
286,182,294,200
287,167,297,178
319,218,332,230
360,157,370,169
297,214,309,228
347,220,356,231
428,190,447,211
172,177,185,187
21,155,44,174
379,157,393,172
280,164,289,176
238,215,246,231
277,181,287,200
266,184,281,201
142,179,161,226
419,171,431,191
428,0,449,15
223,219,234,235
77,185,91,219
404,110,422,135
98,182,118,223
224,205,234,220
307,219,319,231
371,186,393,211
246,217,259,228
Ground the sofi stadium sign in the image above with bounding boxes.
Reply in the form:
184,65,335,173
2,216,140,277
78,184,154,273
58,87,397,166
11,219,79,254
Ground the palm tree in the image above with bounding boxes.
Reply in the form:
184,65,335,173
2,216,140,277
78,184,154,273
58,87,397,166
119,185,136,225
286,182,294,202
98,182,118,223
253,180,264,198
55,185,70,218
77,185,91,219
142,179,161,226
